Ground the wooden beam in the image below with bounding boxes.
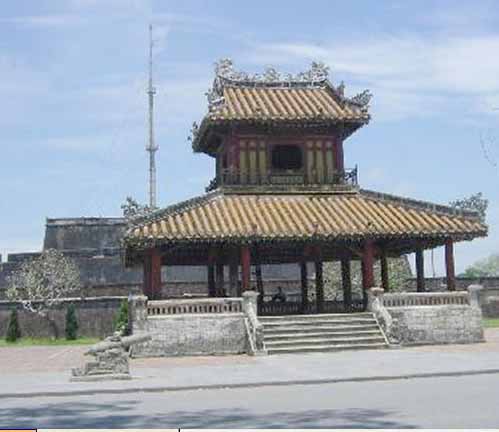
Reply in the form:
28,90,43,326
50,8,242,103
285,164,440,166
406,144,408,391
445,239,456,291
300,261,309,312
341,258,352,311
241,245,251,292
415,248,425,292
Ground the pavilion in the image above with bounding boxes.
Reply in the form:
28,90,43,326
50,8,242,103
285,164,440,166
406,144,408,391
124,59,487,314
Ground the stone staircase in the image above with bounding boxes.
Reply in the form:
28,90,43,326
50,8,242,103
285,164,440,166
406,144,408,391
260,312,389,355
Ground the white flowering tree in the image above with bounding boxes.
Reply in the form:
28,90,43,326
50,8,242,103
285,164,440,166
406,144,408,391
6,249,82,338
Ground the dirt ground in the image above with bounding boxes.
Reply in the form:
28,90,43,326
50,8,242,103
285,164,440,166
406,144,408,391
1,328,498,375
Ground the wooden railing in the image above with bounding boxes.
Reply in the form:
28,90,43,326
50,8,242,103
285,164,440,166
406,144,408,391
147,298,243,316
382,291,470,308
206,167,358,191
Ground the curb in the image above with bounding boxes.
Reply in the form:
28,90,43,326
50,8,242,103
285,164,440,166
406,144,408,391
2,368,499,399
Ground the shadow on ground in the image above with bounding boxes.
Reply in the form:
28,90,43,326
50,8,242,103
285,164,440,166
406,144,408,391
0,399,416,428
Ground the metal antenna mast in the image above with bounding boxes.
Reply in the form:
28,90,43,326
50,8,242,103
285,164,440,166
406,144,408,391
146,24,158,208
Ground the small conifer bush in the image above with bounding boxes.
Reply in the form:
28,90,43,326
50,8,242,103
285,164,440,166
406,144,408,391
114,299,129,335
6,308,21,342
65,304,78,340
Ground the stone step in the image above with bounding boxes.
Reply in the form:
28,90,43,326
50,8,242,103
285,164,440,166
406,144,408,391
266,342,388,355
262,318,377,328
264,329,383,341
263,324,381,335
265,335,386,348
259,312,372,321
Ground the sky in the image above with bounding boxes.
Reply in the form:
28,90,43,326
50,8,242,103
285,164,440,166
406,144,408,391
1,0,498,275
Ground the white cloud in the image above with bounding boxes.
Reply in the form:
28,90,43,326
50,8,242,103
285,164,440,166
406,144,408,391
0,14,88,28
245,34,499,121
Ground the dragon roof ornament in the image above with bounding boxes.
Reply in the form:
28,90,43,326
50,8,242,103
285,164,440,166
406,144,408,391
206,58,371,112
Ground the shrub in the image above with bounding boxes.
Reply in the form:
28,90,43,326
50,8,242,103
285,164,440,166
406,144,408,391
114,299,129,335
6,308,21,342
65,304,78,340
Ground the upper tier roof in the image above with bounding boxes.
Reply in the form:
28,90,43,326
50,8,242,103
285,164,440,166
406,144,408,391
191,59,372,153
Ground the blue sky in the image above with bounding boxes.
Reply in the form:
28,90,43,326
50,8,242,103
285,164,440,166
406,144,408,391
1,0,498,275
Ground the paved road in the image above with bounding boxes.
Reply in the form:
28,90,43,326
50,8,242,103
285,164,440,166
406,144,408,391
2,373,498,428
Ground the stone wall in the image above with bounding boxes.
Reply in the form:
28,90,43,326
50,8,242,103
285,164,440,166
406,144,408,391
0,296,125,339
129,296,249,357
381,288,484,346
132,314,247,357
388,305,484,345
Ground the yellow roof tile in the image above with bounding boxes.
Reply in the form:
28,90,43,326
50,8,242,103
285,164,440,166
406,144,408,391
125,190,487,247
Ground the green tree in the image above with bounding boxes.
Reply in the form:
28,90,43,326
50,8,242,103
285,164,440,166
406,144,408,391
461,253,499,278
114,299,130,336
65,304,78,340
6,308,21,342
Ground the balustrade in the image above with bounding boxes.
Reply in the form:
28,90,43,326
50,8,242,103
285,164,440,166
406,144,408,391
147,298,243,316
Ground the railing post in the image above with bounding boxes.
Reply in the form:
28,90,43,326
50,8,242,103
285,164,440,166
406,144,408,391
468,284,483,310
242,290,259,316
128,295,148,333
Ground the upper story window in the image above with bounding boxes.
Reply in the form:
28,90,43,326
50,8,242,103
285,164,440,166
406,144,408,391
271,145,303,171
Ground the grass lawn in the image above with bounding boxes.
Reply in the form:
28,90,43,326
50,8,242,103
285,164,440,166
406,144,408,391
0,337,99,347
483,318,499,328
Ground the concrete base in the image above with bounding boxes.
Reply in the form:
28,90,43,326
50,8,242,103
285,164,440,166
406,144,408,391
70,373,132,382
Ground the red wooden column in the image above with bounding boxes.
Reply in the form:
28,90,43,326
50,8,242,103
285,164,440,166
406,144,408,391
362,240,375,291
415,247,425,292
445,239,456,291
300,261,309,312
380,252,390,292
216,263,225,297
341,258,352,311
143,248,162,300
241,245,251,292
315,261,324,313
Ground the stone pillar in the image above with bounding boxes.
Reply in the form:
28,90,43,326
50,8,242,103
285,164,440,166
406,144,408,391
366,287,384,312
415,248,425,292
128,295,148,333
445,239,456,291
468,284,483,310
380,253,389,292
341,258,352,311
143,249,161,300
315,261,324,313
242,290,259,316
216,263,225,297
300,261,309,312
207,264,216,297
241,245,251,292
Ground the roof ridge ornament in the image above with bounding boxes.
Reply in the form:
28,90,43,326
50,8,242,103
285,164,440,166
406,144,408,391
206,58,372,113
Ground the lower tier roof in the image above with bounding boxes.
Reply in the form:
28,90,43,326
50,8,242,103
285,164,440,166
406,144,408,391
124,189,487,251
